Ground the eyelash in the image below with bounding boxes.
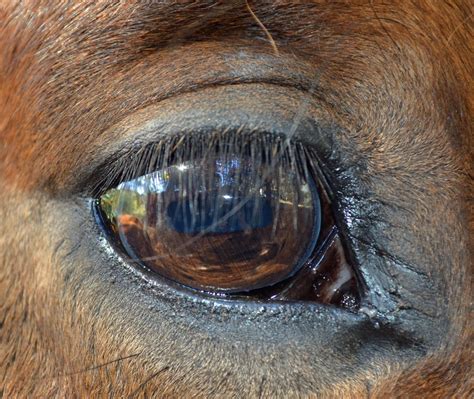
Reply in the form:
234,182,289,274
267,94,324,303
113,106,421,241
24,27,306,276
92,131,306,196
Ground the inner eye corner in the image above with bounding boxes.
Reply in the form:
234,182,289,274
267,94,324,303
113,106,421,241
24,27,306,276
94,132,364,311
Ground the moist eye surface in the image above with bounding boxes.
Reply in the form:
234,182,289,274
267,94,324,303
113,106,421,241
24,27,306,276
95,133,361,307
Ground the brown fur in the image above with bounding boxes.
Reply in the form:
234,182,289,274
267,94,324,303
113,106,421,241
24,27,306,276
0,1,472,397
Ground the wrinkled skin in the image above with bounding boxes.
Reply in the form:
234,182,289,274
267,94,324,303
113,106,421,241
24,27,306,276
0,1,472,397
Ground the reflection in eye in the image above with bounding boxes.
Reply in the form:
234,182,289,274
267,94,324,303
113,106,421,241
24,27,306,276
96,134,361,309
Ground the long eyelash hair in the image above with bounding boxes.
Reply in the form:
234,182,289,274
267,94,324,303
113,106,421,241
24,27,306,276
94,128,318,237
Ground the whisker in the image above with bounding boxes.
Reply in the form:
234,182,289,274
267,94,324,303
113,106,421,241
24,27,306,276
246,1,279,56
44,352,141,379
369,0,402,53
446,11,473,44
128,366,170,398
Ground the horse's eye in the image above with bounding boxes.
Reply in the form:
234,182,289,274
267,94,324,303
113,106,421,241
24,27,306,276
95,133,362,309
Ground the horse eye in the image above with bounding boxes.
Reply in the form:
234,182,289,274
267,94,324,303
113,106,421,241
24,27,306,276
95,134,362,309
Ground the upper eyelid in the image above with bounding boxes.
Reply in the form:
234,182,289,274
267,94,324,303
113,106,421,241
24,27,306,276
75,83,337,197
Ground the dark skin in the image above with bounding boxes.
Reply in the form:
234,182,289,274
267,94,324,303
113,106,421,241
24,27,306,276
0,1,472,397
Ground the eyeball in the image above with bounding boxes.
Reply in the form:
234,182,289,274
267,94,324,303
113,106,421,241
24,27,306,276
98,151,321,293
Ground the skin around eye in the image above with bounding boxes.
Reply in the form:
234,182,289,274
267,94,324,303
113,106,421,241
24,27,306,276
95,133,361,307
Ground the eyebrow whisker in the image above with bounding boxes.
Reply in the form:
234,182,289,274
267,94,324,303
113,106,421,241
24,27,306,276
246,0,279,56
42,352,141,380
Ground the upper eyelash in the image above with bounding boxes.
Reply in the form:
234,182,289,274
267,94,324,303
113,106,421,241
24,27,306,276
90,129,317,198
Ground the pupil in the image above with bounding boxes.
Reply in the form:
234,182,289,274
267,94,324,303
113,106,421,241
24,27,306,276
99,151,321,293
